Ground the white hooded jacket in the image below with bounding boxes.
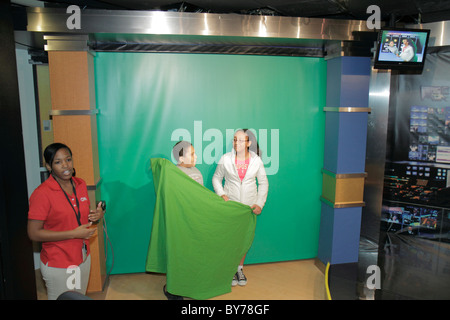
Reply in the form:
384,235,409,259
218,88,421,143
212,151,269,210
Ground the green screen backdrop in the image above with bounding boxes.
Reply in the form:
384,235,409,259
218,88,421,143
94,52,326,274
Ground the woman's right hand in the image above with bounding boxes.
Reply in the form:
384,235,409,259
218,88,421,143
221,195,229,201
28,219,96,242
73,223,96,239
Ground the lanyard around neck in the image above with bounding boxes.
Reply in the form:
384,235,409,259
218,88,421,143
53,175,82,226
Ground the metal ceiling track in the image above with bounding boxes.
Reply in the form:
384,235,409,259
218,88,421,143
26,7,377,56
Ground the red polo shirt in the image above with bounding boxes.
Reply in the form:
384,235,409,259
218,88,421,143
28,175,91,268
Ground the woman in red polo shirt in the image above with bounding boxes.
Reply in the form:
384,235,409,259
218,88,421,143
28,143,104,300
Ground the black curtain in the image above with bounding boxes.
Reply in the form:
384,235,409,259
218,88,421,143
0,0,36,300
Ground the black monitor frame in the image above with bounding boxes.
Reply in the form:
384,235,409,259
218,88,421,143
374,27,431,71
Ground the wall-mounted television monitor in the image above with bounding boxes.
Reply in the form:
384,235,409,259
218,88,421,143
374,27,431,71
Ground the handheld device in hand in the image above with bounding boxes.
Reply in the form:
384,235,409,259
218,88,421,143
97,200,106,211
90,200,106,224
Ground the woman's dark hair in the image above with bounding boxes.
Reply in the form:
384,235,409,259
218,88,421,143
43,143,72,167
237,129,262,157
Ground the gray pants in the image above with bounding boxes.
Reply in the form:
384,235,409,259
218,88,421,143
40,254,91,300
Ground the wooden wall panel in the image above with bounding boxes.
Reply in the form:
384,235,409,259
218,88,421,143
48,50,105,293
52,115,95,185
48,51,91,110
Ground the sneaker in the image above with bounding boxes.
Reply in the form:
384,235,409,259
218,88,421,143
232,273,238,286
163,285,183,300
237,269,247,286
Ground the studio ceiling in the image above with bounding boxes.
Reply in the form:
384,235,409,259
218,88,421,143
12,0,450,59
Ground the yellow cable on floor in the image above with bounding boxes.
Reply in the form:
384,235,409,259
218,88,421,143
325,262,332,300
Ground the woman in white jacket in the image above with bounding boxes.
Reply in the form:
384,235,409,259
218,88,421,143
212,129,269,286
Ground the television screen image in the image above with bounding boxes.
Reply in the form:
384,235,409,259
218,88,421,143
436,146,450,163
420,210,438,230
381,205,439,233
374,28,430,70
408,106,450,163
420,86,449,102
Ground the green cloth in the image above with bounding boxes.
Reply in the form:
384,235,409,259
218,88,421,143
145,158,256,299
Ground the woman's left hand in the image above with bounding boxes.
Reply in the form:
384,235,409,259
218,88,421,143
251,204,262,215
89,201,105,222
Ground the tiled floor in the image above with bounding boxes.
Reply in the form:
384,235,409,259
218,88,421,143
36,259,327,300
